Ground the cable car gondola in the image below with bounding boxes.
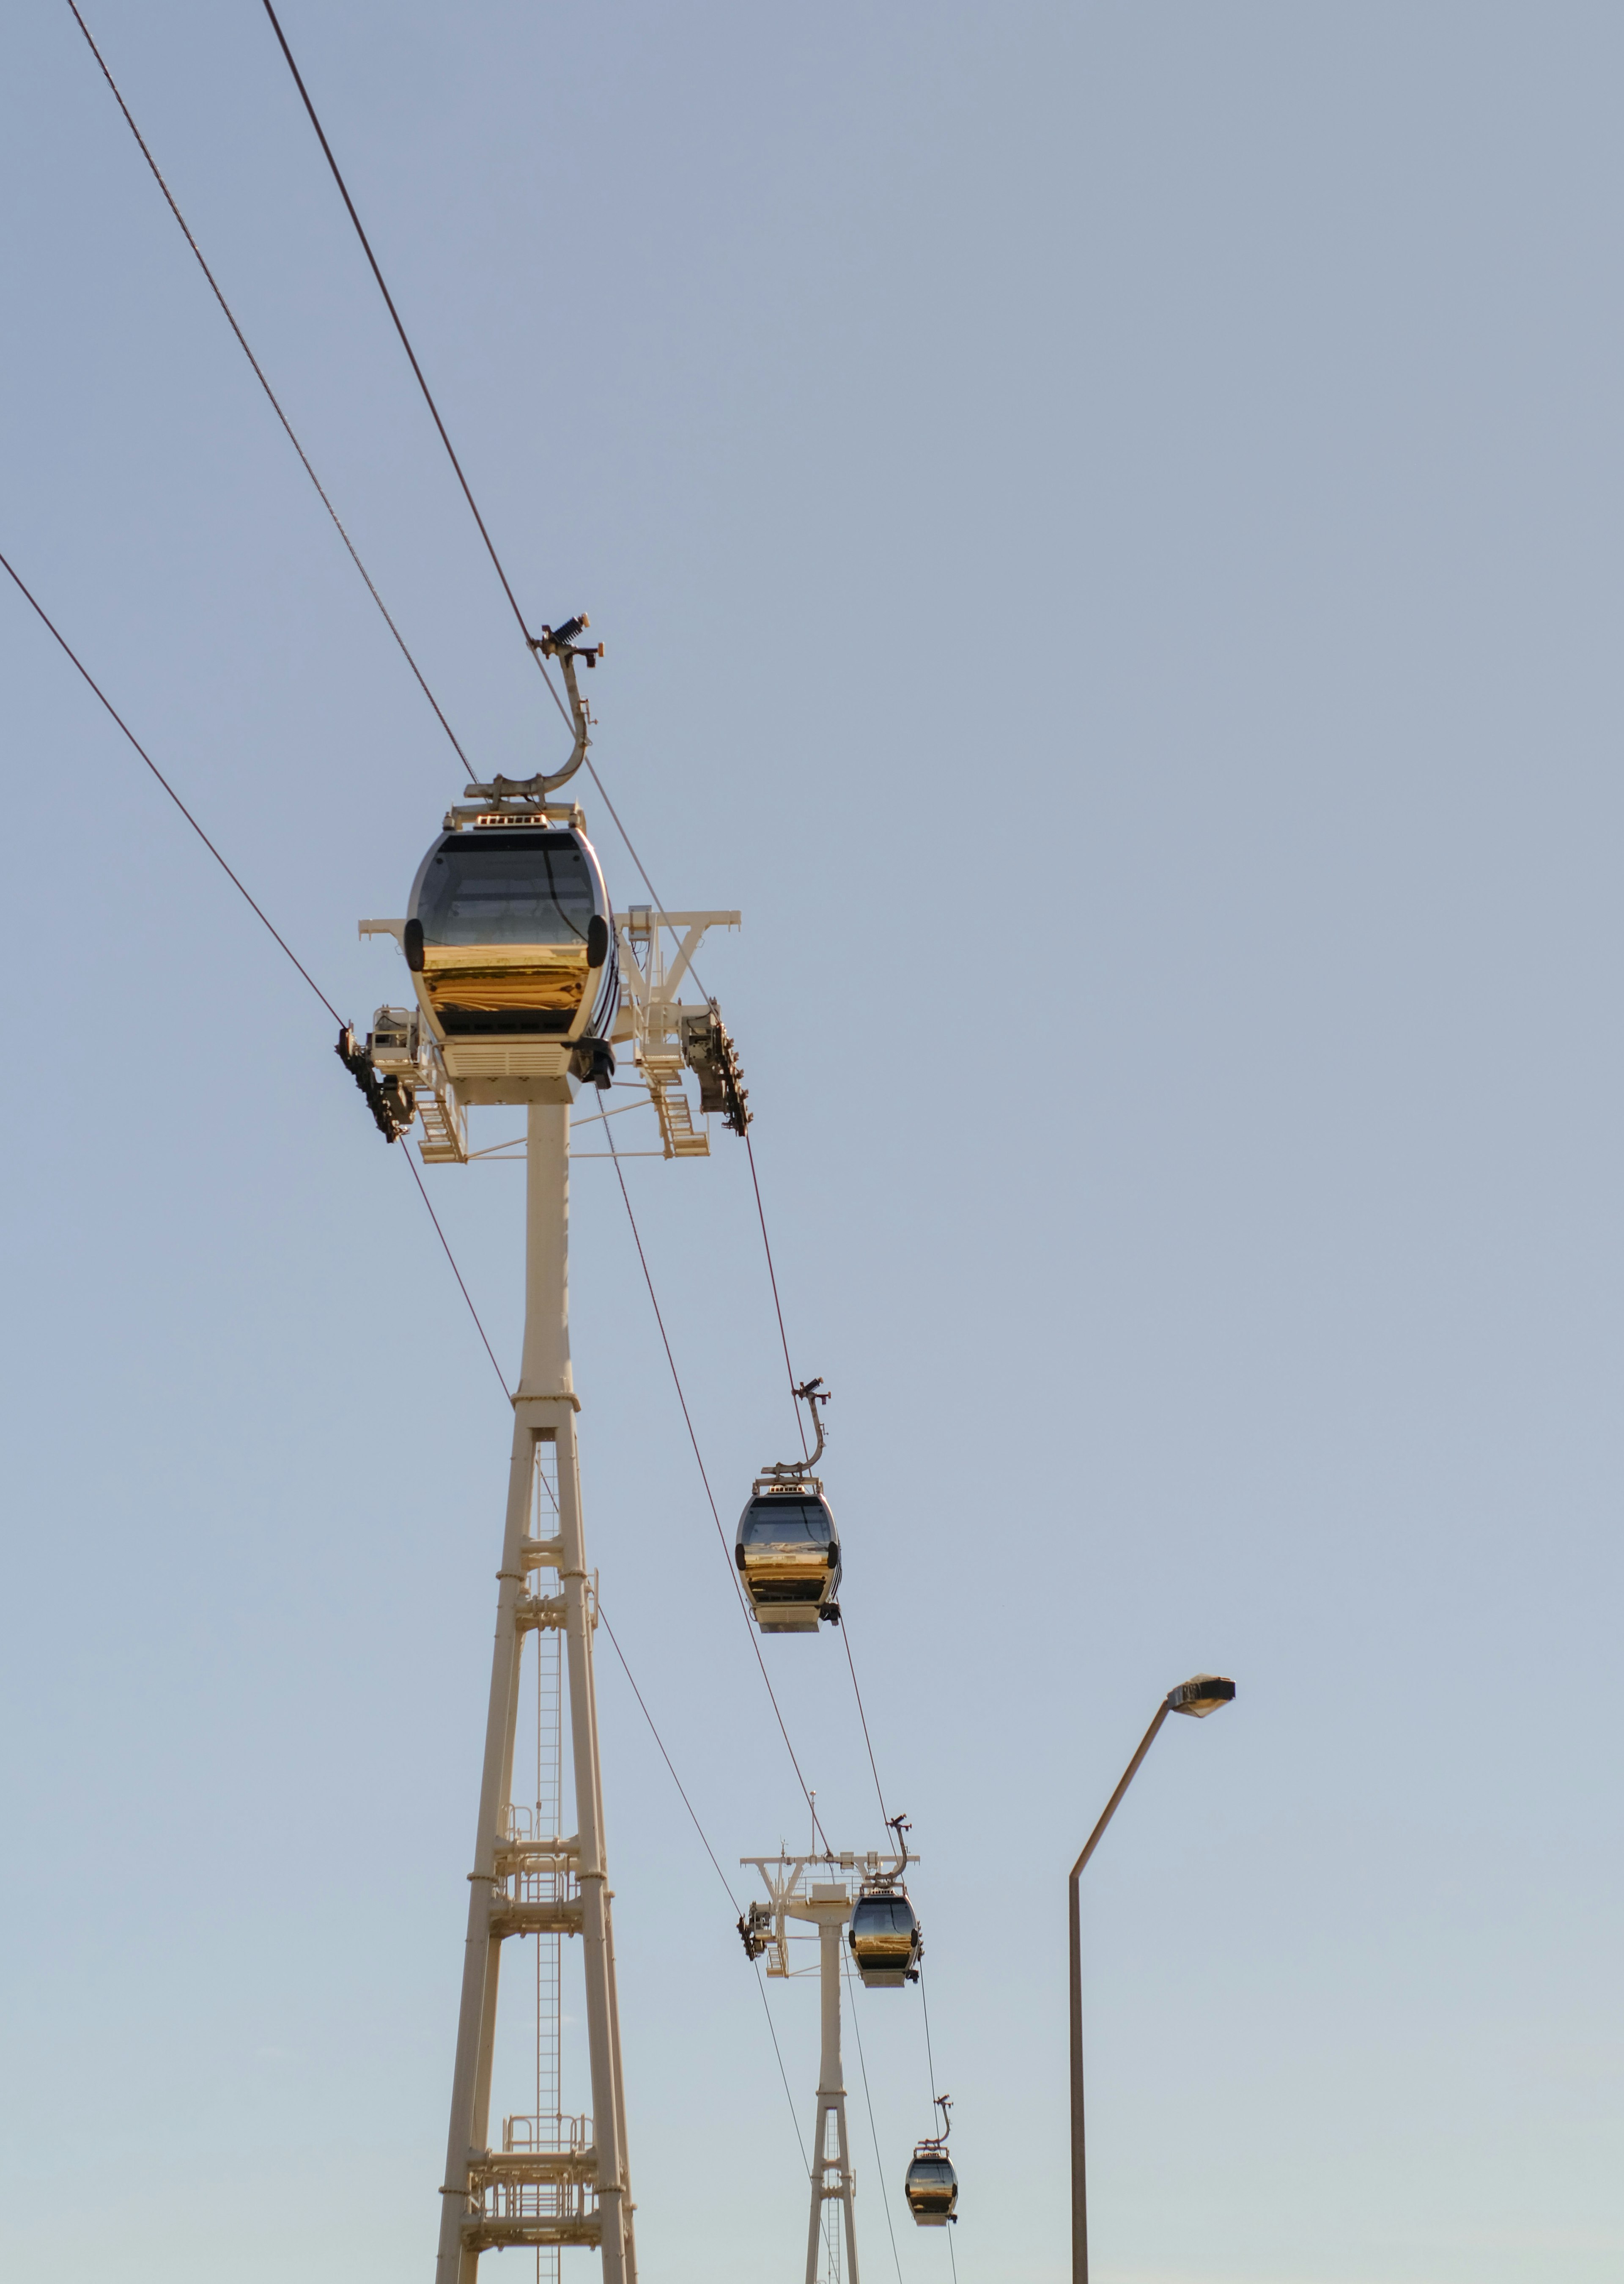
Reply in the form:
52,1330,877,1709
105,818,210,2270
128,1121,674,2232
848,1810,923,1985
403,810,618,1089
735,1487,840,1632
736,1379,841,1634
398,617,620,1100
904,2097,957,2226
848,1884,922,1986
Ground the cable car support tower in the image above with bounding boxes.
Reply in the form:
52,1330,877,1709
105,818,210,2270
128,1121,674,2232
739,1829,919,2284
350,621,747,2283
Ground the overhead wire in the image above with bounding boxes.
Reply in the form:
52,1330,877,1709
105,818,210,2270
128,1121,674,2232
70,3,853,1829
575,743,917,1964
12,504,818,2202
598,1601,738,1908
401,1148,510,1398
740,1109,899,1836
256,0,576,741
745,1127,810,1457
576,772,906,1873
1,549,342,1026
916,1963,960,2279
1,549,513,1392
45,16,944,2251
597,1602,809,2172
845,1951,907,2284
919,1963,941,2107
250,14,795,948
600,1103,831,1853
9,513,868,2212
585,742,942,2226
63,0,473,773
9,537,813,2195
187,0,864,1686
581,759,672,921
593,1052,944,2242
60,4,938,2210
248,7,845,1572
840,1615,893,1837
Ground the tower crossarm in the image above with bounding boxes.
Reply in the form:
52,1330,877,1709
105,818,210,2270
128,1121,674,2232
612,909,745,1157
614,909,740,1025
738,1848,919,1977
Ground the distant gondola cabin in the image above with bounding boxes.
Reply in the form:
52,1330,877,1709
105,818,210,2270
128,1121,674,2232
904,2150,958,2226
734,1489,841,1634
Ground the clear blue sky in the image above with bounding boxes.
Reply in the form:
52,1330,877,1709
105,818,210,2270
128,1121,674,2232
3,5,1621,2281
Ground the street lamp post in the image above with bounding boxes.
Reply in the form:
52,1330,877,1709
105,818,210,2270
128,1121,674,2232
1069,1673,1236,2284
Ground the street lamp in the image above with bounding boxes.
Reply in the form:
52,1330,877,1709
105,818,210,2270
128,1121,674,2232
1069,1674,1236,2284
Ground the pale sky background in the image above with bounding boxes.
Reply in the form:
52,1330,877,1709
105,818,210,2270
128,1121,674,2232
3,4,1621,2281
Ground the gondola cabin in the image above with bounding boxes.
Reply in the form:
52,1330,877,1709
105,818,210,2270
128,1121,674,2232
903,2149,958,2226
402,813,618,1103
734,1487,841,1633
848,1886,922,1987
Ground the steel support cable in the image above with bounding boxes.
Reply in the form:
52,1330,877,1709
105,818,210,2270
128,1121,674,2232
2,548,342,1024
755,1959,812,2174
586,803,902,1875
576,773,809,1466
256,0,574,739
839,1615,893,1839
597,1601,738,1908
599,1109,831,1853
9,514,802,2208
919,1958,941,2104
63,0,473,773
596,1602,809,2171
743,1127,810,1457
247,0,844,1547
584,806,812,1477
19,534,773,2199
1,550,513,1397
255,0,889,1900
844,1952,907,2284
23,500,788,2229
919,1956,959,2280
578,756,722,963
400,1147,510,1398
741,1142,903,1857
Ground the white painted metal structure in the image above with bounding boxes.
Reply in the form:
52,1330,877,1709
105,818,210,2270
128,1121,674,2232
436,1100,631,2283
742,1843,919,2284
360,781,738,2283
359,865,740,1165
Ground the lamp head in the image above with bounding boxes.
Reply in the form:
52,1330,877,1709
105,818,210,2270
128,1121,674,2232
1166,1673,1236,1718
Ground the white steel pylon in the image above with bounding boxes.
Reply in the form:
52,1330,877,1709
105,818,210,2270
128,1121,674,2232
435,1104,632,2284
357,743,742,2279
805,1896,859,2284
741,1846,917,2284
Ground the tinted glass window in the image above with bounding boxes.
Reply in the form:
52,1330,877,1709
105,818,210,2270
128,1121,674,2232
417,834,594,946
854,1897,915,1935
741,1499,833,1547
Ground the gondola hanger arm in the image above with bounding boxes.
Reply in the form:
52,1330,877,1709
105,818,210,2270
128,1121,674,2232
759,1377,830,1482
528,613,604,793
